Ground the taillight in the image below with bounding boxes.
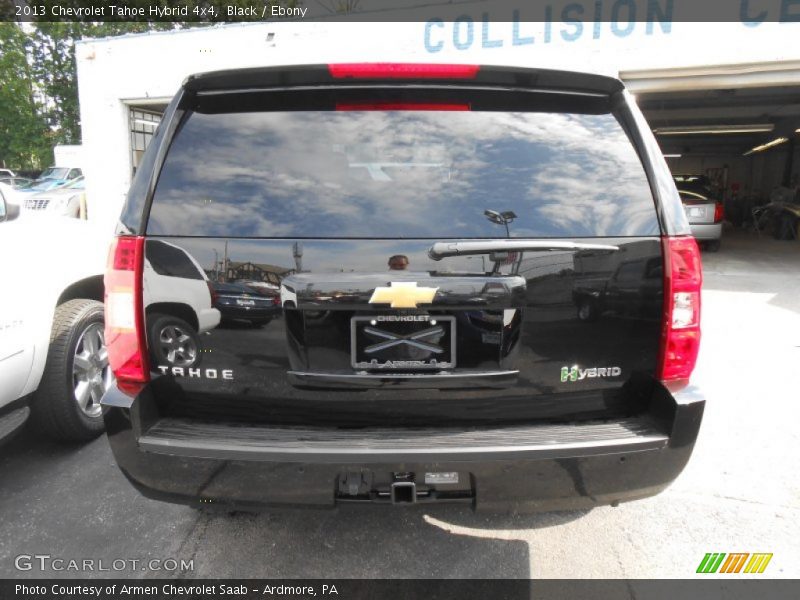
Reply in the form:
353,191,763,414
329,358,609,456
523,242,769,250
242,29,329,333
657,236,703,392
713,202,724,223
104,236,149,396
328,63,480,79
206,280,218,305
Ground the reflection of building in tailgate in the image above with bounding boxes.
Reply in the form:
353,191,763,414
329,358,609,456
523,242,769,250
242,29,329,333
207,261,294,285
510,242,659,313
515,251,576,309
572,241,663,322
517,251,575,278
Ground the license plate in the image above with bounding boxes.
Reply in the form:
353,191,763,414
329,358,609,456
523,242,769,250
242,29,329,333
351,315,456,370
236,299,255,306
686,207,705,219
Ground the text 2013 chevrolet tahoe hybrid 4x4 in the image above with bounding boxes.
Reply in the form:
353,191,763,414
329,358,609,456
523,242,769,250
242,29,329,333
102,64,704,512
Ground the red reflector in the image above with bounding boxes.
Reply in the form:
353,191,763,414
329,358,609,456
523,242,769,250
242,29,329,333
104,236,149,396
657,236,703,391
713,202,724,223
111,236,139,271
335,102,470,112
669,236,702,292
328,63,480,79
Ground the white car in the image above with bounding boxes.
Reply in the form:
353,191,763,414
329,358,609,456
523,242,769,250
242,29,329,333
0,181,23,210
0,192,111,443
22,176,86,218
143,240,221,369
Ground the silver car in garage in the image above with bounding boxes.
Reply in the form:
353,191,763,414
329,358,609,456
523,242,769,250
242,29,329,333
675,177,723,252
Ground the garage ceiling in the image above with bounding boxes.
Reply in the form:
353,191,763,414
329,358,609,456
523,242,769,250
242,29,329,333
637,85,800,157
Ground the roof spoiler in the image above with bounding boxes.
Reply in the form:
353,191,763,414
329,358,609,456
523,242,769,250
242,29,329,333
183,63,625,97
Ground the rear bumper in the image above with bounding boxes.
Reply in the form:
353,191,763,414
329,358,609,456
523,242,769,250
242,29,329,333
689,223,722,241
101,381,704,512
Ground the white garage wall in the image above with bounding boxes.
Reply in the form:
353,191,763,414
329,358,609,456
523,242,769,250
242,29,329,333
76,21,800,232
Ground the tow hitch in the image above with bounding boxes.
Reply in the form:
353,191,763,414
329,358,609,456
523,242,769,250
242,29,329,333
390,481,417,504
335,470,473,505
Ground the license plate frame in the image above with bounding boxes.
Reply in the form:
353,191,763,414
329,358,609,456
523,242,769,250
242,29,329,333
350,315,456,371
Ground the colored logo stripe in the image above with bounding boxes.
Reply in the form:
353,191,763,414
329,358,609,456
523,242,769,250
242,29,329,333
697,553,726,573
744,554,773,574
719,553,749,573
697,553,773,574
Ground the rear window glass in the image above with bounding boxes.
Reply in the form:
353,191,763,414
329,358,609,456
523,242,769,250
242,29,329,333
148,110,659,238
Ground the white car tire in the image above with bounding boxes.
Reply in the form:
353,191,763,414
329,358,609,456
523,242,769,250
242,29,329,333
30,299,110,442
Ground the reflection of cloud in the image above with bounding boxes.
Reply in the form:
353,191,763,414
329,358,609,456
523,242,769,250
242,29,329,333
148,110,658,238
148,188,296,238
525,114,658,237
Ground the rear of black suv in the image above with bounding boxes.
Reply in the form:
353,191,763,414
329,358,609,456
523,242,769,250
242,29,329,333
102,64,704,512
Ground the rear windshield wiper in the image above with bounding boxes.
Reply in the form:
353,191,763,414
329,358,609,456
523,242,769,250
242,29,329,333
428,240,620,260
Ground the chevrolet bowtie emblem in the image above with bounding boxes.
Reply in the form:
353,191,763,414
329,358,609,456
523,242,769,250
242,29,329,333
368,282,439,309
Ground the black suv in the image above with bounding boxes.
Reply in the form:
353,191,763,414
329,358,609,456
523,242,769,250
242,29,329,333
102,64,704,512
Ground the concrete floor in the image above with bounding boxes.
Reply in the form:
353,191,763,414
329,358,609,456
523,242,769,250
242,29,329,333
1,228,798,579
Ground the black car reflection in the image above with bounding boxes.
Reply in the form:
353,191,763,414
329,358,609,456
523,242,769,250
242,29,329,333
211,282,281,327
456,311,503,346
572,257,662,322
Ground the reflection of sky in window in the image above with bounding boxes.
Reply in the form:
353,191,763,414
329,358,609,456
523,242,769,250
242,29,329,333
148,111,659,238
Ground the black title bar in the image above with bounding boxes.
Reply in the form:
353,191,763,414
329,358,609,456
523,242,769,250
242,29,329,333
4,0,800,23
3,579,800,600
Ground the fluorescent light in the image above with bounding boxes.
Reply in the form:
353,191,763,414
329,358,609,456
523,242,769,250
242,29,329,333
743,137,789,156
133,118,159,127
663,154,682,158
654,124,774,136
